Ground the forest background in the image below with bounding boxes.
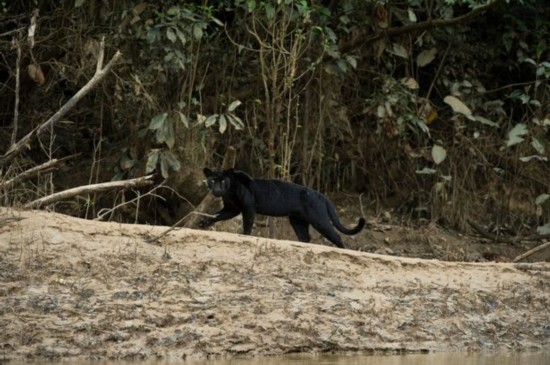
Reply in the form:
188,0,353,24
0,0,549,246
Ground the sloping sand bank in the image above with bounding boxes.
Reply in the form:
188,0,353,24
0,208,548,361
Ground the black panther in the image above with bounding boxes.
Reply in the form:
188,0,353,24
200,168,365,248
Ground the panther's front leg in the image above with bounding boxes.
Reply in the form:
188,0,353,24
199,205,240,228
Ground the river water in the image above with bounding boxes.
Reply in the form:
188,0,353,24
8,351,549,365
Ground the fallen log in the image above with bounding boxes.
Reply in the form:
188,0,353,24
24,175,155,209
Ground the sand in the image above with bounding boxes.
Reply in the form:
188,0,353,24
0,208,548,361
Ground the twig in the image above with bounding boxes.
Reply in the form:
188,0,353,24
146,210,217,243
145,212,192,243
467,219,550,244
341,0,505,53
0,155,77,191
0,217,25,227
24,175,155,209
0,27,26,38
0,38,122,168
11,38,21,146
94,184,165,221
424,42,451,102
513,241,550,263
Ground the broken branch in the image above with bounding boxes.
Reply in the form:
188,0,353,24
0,38,122,168
24,175,155,209
513,241,550,263
0,155,76,192
341,0,505,53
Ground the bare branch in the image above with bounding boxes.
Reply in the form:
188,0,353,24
0,27,26,38
513,241,550,262
145,212,193,244
11,39,21,146
24,175,155,209
96,36,105,73
0,155,76,191
94,184,167,222
0,42,122,168
341,0,505,53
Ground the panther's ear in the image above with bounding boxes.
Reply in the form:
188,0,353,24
203,167,213,177
225,168,235,177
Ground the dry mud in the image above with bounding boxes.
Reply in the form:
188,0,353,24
0,208,548,361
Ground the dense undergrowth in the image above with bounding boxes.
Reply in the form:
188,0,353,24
0,0,548,241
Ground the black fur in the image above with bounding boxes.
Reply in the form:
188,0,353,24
200,168,365,248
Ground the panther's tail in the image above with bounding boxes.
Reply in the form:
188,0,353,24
326,201,365,235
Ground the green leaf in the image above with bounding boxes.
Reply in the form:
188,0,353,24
247,0,256,12
227,113,245,130
178,112,189,128
535,194,550,206
408,8,417,22
432,145,447,165
474,115,499,128
391,43,408,59
211,17,224,26
146,29,159,44
148,113,167,130
160,153,169,178
155,127,165,144
537,223,550,235
74,0,85,7
336,59,348,74
219,114,228,134
345,55,357,69
519,155,547,162
175,29,187,46
196,114,206,124
416,167,437,175
166,28,177,43
145,150,160,174
205,114,218,128
265,3,275,19
164,151,181,172
519,94,530,104
506,123,528,147
193,23,203,40
167,6,179,16
416,48,437,67
401,77,419,90
410,116,430,135
120,154,136,170
444,95,474,119
138,127,148,139
164,52,174,63
228,100,242,112
163,119,175,149
531,137,545,154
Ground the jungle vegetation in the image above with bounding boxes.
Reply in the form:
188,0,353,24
0,0,549,239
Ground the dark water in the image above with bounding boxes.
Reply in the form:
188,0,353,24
7,352,550,365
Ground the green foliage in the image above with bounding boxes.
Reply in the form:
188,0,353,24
122,3,219,72
145,149,181,179
0,1,8,13
198,100,244,134
1,0,548,230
